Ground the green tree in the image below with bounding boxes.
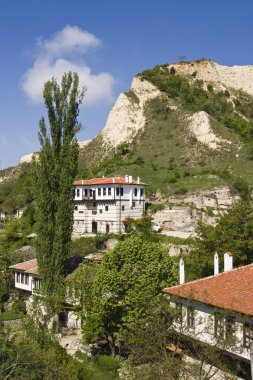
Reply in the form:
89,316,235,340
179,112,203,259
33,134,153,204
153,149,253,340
186,198,253,280
34,72,84,309
84,235,175,356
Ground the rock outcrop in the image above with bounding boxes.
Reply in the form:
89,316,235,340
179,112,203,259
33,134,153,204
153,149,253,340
167,60,253,96
153,187,239,232
188,111,231,150
101,77,161,147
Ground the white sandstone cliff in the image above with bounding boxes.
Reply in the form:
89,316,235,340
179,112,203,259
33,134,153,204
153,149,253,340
101,77,161,147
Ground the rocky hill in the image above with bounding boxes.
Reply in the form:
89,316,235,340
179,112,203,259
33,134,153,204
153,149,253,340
1,59,253,232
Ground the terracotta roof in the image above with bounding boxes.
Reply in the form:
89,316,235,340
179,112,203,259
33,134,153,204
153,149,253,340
9,259,38,275
163,264,253,317
73,177,146,186
9,256,84,277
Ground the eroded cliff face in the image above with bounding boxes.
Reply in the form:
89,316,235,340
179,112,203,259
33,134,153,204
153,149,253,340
153,187,239,232
167,60,253,96
100,77,162,147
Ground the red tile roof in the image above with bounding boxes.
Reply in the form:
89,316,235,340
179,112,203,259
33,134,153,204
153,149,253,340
10,259,38,275
73,177,146,186
163,264,253,317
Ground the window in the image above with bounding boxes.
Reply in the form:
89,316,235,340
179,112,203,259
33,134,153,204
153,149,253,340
21,273,24,284
116,187,120,196
16,272,20,283
99,209,103,214
89,189,93,197
79,211,84,214
187,307,195,328
214,313,224,340
103,188,106,196
140,188,144,197
175,303,183,325
25,274,29,285
92,210,97,215
98,188,101,196
93,202,97,208
225,316,235,342
105,206,108,211
243,323,253,348
132,201,136,208
76,189,80,197
134,188,138,196
122,205,125,211
33,278,41,290
84,189,88,197
120,188,124,196
108,187,111,196
74,205,78,211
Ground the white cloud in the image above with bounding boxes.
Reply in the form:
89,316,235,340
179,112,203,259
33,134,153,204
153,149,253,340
22,26,114,106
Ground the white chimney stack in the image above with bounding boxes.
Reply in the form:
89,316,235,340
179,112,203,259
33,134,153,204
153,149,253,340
179,258,185,285
137,176,140,184
129,175,133,183
224,252,233,272
214,253,219,275
125,175,129,183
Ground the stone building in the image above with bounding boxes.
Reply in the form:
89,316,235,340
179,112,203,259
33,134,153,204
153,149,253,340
73,175,146,235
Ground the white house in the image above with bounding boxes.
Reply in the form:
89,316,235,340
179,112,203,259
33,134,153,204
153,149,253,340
9,257,85,331
9,259,41,295
163,254,253,378
73,175,146,235
0,211,7,220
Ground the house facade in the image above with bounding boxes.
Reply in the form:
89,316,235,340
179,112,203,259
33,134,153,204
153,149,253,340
73,175,146,235
9,257,84,331
9,259,41,295
163,256,253,378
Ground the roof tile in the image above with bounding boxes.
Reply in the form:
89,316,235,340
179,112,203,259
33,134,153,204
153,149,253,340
163,263,253,316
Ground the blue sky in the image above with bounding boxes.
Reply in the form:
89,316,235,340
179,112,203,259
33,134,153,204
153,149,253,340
0,0,253,168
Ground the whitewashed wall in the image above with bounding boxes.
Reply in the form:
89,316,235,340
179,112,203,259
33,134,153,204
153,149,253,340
170,298,253,361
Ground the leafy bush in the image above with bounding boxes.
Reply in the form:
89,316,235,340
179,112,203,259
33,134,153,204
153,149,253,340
0,309,25,321
94,355,120,373
147,203,166,214
175,186,188,195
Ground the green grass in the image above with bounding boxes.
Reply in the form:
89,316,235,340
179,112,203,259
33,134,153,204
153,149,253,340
75,353,120,379
0,309,25,321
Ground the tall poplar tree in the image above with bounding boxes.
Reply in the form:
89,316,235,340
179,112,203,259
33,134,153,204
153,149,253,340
34,72,84,306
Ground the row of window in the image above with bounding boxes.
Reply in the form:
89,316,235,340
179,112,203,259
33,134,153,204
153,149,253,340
75,187,144,198
175,305,253,349
16,271,29,285
76,204,137,213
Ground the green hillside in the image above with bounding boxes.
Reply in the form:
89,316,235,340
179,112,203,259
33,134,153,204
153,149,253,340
78,64,253,197
1,62,253,213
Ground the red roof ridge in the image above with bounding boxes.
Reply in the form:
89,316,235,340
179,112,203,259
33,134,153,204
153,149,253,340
163,263,253,316
163,262,253,293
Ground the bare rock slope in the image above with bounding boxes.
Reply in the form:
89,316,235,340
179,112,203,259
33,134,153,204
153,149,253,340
99,60,253,149
101,77,161,147
167,60,253,96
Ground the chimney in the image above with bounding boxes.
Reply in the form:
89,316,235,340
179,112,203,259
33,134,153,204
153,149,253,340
112,178,115,183
179,258,185,285
214,253,219,275
224,252,233,272
129,175,133,183
125,175,129,183
137,176,140,184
